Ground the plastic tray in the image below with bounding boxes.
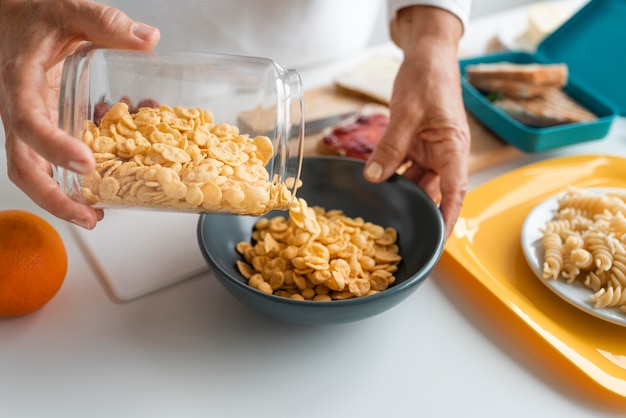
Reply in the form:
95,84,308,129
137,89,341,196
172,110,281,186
442,154,626,398
459,0,623,152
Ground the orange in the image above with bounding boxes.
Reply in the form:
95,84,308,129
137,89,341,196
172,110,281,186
0,210,68,317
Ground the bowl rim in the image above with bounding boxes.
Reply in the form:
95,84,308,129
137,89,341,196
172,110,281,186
197,155,445,306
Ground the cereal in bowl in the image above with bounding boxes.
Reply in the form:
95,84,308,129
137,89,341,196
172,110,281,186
235,197,402,301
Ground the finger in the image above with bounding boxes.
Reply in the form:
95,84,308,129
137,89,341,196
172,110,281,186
437,149,468,239
6,140,101,229
11,64,96,175
23,170,100,229
363,116,413,183
65,2,160,50
403,164,442,205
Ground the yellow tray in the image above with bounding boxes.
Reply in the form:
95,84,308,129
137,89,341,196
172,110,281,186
442,154,626,398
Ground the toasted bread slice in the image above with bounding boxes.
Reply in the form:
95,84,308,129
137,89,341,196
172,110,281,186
494,88,597,127
466,62,568,87
468,78,551,99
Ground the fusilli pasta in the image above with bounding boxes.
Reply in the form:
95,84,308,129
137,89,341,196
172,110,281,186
539,187,626,311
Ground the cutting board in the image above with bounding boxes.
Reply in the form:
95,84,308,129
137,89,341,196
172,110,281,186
74,55,523,302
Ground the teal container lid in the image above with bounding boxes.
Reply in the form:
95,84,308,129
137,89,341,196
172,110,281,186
536,0,626,115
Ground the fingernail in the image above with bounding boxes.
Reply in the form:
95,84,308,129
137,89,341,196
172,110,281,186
71,218,92,229
132,23,156,41
68,160,92,174
365,161,383,181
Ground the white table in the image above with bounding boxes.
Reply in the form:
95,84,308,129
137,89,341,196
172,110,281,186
2,3,625,417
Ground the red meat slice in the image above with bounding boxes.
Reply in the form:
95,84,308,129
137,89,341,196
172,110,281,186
320,113,389,161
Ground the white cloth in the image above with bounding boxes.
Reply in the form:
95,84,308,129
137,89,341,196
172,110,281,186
100,0,471,69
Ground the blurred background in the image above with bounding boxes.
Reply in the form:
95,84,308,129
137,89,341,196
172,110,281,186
471,0,534,18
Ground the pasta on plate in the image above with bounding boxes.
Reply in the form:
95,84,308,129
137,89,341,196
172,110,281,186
539,187,626,311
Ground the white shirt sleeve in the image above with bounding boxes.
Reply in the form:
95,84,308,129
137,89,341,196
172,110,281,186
386,0,472,32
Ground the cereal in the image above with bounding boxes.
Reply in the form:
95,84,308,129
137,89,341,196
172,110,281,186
235,198,402,301
79,102,295,215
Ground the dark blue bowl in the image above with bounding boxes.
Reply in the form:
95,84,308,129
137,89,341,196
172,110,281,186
197,156,445,324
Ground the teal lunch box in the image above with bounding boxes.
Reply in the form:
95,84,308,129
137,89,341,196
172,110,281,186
459,0,625,153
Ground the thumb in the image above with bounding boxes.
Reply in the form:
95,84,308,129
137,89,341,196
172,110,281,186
69,2,160,50
363,117,411,183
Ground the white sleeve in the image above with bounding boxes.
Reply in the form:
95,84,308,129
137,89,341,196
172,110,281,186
386,0,472,32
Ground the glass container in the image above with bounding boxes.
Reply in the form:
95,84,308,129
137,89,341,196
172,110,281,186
55,43,304,215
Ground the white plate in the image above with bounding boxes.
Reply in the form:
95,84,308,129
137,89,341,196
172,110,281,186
521,187,626,327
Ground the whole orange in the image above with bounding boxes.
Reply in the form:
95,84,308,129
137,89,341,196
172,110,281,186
0,210,68,317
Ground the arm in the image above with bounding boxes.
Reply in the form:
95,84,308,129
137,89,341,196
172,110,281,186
364,3,471,239
0,0,159,229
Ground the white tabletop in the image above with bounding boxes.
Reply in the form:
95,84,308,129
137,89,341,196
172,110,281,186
2,3,626,417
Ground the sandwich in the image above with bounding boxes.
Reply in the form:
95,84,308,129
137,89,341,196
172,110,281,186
465,61,596,127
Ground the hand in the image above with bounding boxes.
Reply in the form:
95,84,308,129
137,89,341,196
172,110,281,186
364,6,470,239
0,0,159,229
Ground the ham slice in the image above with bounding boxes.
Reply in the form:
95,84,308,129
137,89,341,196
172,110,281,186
318,105,389,161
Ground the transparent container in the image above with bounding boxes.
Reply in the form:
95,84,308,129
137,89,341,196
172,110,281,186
55,43,304,215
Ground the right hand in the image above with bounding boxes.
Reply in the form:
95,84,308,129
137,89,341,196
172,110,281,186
363,5,470,240
0,0,159,229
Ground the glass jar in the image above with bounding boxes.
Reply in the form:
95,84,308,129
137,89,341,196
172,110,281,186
55,43,304,216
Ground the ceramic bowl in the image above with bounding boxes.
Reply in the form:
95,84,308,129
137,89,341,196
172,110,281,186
197,156,445,324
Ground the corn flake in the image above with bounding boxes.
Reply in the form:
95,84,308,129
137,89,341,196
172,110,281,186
80,102,294,215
